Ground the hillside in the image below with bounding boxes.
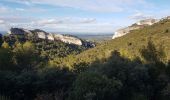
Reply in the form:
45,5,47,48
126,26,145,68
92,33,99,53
51,18,170,68
1,18,170,100
8,28,95,47
0,28,96,60
112,18,159,39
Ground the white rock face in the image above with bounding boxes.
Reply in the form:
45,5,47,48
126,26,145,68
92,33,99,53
8,28,83,46
136,19,159,25
112,19,159,39
166,16,170,19
53,34,63,40
112,26,140,39
54,34,82,45
37,32,46,39
47,33,54,41
23,29,32,34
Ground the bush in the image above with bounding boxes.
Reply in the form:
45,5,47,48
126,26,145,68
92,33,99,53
69,72,122,100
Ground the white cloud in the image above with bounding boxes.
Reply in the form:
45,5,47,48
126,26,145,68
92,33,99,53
15,8,25,11
0,19,11,31
0,16,35,23
0,0,158,33
6,0,32,6
33,19,116,33
6,0,150,13
0,6,10,14
32,18,96,25
0,16,109,33
0,20,5,24
154,10,170,18
0,16,37,30
78,18,96,24
40,22,116,33
0,5,45,16
130,12,153,20
15,7,46,13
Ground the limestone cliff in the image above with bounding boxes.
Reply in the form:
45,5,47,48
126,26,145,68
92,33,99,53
53,34,82,45
112,19,159,39
8,28,86,46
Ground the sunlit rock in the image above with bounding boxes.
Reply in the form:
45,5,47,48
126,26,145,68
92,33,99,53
112,19,159,39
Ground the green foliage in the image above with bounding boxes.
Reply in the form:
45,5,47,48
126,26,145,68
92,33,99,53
140,39,167,63
0,19,170,100
33,40,85,60
162,83,170,100
52,19,170,67
69,72,122,100
0,67,75,100
13,41,40,71
165,29,169,33
72,62,89,74
0,95,10,100
1,41,10,49
0,38,170,100
0,48,14,71
2,33,88,60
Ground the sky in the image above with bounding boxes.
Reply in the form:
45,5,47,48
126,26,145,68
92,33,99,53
0,0,170,34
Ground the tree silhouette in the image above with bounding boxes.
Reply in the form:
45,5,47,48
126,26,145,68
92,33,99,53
140,39,167,64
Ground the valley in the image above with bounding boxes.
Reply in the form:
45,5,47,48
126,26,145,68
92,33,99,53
0,1,170,99
0,18,170,100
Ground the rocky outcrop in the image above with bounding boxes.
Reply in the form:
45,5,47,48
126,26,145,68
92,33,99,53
112,26,141,39
47,33,55,41
136,19,159,25
8,28,93,46
167,16,170,19
162,16,170,20
53,34,82,45
8,28,27,35
37,32,46,39
112,19,159,39
31,29,48,39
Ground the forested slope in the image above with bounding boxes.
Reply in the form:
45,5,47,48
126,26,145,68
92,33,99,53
0,19,170,100
51,19,170,68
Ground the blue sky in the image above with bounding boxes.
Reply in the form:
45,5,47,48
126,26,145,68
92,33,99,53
0,0,170,34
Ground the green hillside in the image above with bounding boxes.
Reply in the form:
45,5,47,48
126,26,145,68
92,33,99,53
1,19,170,100
1,33,89,60
51,19,170,68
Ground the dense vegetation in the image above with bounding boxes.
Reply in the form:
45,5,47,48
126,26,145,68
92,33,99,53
2,34,87,60
50,19,170,68
0,19,170,100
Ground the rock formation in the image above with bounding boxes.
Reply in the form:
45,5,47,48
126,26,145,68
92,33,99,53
112,26,141,39
8,28,93,46
136,19,159,25
8,28,26,35
112,19,159,39
53,34,82,45
162,16,170,20
167,16,170,19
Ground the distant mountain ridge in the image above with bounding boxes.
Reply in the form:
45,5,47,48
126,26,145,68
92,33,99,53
112,18,160,39
0,28,96,60
112,16,170,39
7,28,95,47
